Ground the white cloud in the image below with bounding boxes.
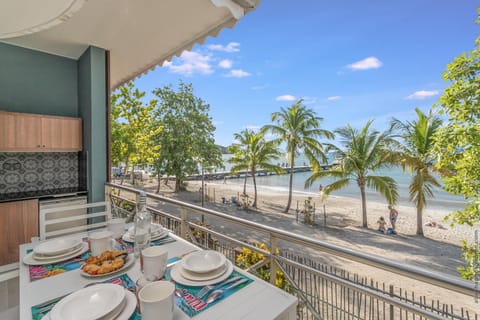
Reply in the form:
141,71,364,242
244,125,261,132
207,42,240,52
327,96,342,101
218,59,233,69
163,51,213,76
405,90,439,100
226,69,251,78
347,57,383,71
301,96,317,104
276,95,296,101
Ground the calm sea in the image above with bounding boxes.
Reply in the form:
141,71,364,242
220,154,468,212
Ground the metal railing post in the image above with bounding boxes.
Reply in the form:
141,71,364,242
270,234,278,286
180,207,188,240
389,284,394,320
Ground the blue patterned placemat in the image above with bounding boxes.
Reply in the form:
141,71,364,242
164,268,253,317
31,274,140,320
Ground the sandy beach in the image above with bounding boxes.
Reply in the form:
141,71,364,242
133,177,479,312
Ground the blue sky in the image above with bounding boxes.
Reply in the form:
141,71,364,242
134,0,479,147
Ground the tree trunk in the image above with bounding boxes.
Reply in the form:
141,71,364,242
156,174,161,193
243,173,247,195
252,168,257,208
164,175,169,185
284,152,295,213
175,176,181,192
360,185,368,228
416,207,424,236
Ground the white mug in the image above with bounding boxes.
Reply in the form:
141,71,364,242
138,281,175,320
107,218,126,239
89,230,115,256
141,246,168,281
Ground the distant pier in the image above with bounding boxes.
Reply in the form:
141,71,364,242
187,163,336,181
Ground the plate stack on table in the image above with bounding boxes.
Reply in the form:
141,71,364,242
170,250,233,286
23,238,89,265
121,223,169,243
41,283,136,320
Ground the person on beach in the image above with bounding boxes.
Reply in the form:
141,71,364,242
377,217,387,233
388,205,398,234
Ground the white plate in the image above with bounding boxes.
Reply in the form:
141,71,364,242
79,254,135,278
41,289,136,320
33,245,84,261
180,262,228,281
121,230,169,243
50,283,125,320
171,259,233,287
23,243,89,266
182,250,226,274
34,238,83,256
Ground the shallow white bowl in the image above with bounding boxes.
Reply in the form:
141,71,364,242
33,238,82,256
50,283,125,320
182,250,226,274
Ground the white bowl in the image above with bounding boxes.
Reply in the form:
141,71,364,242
50,283,125,320
182,250,226,274
33,238,82,256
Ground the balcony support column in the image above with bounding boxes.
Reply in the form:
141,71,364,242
269,234,277,286
180,207,188,240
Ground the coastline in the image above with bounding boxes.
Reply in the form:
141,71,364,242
187,180,478,247
138,178,480,312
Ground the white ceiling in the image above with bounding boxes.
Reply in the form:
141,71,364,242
1,0,259,89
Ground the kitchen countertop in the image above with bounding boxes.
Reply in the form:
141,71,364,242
0,188,87,203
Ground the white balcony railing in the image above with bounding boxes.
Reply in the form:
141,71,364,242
106,182,479,320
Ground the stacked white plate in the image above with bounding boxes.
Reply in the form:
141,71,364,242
121,224,169,243
23,238,89,265
44,283,136,320
171,250,233,286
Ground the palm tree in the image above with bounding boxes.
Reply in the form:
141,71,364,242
264,100,334,213
306,121,398,228
228,129,284,208
390,108,445,236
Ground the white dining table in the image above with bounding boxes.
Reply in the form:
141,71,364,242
19,232,297,320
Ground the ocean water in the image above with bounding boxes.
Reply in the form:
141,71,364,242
220,154,468,212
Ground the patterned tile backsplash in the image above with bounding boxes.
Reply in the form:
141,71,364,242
0,153,80,194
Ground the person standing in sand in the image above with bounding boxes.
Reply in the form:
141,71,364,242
388,205,398,234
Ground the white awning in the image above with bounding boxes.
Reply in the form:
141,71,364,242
1,0,260,89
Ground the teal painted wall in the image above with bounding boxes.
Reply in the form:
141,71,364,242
78,46,107,202
0,42,78,116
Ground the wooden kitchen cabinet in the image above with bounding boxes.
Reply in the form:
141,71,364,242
0,199,39,265
0,111,82,151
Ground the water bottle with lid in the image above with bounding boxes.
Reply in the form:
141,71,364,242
134,192,151,258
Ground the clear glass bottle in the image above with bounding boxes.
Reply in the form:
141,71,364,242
134,192,151,258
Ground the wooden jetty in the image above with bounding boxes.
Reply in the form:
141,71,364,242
186,163,336,181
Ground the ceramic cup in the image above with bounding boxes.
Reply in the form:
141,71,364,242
141,246,168,281
107,218,126,239
89,230,115,256
138,281,175,320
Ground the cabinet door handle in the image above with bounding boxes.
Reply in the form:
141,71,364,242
42,145,45,148
37,145,41,147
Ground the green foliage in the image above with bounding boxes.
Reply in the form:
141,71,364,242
152,81,222,192
111,82,161,183
263,99,334,213
390,108,444,235
236,243,292,292
433,33,480,227
306,121,398,228
433,13,480,280
456,240,480,280
228,129,284,207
